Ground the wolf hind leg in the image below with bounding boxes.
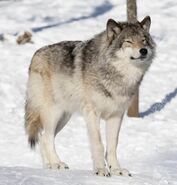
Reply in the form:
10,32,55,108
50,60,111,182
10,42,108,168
39,106,70,170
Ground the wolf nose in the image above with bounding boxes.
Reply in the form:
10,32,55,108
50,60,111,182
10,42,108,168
139,48,148,56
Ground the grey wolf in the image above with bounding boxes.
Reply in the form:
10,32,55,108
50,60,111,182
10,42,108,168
25,16,155,176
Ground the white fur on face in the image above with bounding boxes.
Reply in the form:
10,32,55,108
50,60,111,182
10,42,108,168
116,47,134,60
116,46,153,68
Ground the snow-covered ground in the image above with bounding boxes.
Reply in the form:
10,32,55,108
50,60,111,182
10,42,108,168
0,0,177,184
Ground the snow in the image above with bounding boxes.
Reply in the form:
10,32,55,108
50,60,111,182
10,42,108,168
0,167,167,185
0,0,177,184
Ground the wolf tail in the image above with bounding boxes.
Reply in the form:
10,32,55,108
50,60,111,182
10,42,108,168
25,101,42,149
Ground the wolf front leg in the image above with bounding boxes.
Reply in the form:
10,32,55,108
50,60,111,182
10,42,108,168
83,106,110,177
106,113,131,176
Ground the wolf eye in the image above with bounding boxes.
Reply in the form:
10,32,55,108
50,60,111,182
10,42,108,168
142,39,146,43
125,40,133,44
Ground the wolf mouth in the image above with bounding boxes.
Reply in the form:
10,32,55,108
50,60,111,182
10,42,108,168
130,56,146,60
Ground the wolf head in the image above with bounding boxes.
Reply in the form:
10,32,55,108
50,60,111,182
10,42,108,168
106,16,156,69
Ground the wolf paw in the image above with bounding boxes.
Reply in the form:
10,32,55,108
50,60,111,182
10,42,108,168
45,162,69,170
110,168,131,177
94,168,111,177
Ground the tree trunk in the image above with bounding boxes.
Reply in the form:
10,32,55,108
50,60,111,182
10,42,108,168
127,0,139,117
127,0,137,22
128,91,139,117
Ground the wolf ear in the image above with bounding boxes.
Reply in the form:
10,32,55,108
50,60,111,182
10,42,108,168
106,19,122,42
140,16,151,32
